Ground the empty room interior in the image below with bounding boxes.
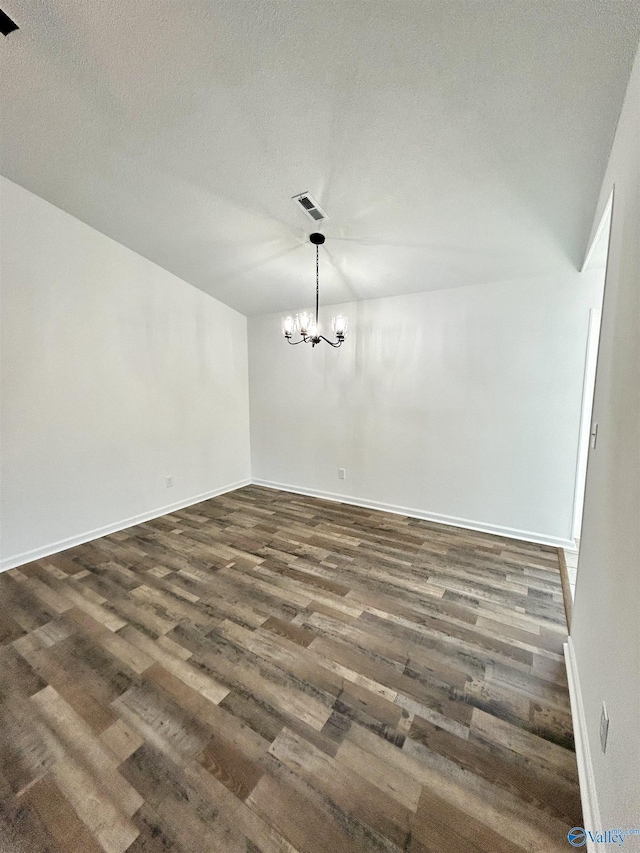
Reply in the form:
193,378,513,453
1,3,639,852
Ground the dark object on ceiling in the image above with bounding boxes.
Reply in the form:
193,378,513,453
0,8,19,36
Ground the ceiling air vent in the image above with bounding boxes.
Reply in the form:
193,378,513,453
292,192,328,223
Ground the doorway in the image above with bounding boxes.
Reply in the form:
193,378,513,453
565,194,613,601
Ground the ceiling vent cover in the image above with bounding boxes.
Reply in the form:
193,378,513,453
292,192,328,223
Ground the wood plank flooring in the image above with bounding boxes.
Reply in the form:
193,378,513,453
0,485,581,853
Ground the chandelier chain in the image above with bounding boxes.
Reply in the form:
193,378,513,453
315,245,320,329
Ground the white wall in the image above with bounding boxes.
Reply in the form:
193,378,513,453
571,43,640,833
0,177,251,569
249,269,603,547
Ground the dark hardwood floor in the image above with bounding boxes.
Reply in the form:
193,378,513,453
0,485,581,853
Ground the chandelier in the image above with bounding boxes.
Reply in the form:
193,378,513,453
281,233,348,348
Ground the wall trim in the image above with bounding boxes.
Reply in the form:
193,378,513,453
557,547,573,631
0,478,251,572
2,477,574,570
564,637,603,853
252,479,574,548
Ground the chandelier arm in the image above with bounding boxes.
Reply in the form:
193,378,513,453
286,337,307,345
319,335,342,348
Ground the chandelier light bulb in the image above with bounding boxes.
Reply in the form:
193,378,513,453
331,315,348,339
296,311,314,337
281,316,295,338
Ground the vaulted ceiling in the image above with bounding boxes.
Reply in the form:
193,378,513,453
1,1,639,314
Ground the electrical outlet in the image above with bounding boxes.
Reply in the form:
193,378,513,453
600,702,609,753
338,468,346,480
166,476,173,488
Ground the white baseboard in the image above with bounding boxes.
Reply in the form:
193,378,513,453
0,478,251,572
1,476,574,570
564,637,603,853
252,479,574,549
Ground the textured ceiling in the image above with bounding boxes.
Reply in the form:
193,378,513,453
1,1,639,315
